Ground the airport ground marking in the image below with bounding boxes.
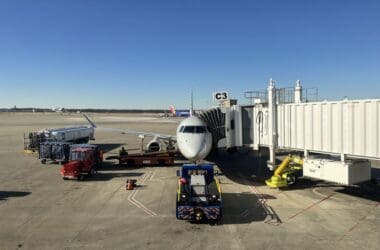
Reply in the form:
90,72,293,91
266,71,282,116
338,201,380,241
127,171,155,216
70,180,126,243
286,193,335,221
238,172,282,225
127,172,148,211
127,171,157,217
312,187,341,201
149,170,156,181
147,168,175,182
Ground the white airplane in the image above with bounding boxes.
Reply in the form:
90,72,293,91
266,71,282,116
52,107,65,113
175,116,212,161
84,94,213,162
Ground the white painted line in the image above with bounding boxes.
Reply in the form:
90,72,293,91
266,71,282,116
149,170,156,181
127,171,157,217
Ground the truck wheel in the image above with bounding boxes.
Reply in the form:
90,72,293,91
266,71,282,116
88,168,95,176
77,174,84,181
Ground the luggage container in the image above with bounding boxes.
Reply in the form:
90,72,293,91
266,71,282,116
39,141,72,164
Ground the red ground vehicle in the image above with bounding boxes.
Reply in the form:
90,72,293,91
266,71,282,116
61,144,102,180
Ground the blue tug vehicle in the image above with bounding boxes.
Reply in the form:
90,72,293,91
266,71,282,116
176,164,222,222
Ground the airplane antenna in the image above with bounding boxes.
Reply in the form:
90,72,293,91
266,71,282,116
190,89,194,116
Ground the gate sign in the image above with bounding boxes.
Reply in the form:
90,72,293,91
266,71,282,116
213,92,229,102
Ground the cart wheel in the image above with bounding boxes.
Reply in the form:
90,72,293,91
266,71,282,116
158,160,165,166
127,160,135,166
41,159,46,164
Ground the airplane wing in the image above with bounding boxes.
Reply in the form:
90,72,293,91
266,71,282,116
82,114,176,141
98,127,177,141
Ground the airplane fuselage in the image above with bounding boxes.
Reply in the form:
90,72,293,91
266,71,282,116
176,116,212,161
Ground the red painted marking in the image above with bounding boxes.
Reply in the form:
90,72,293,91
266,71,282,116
344,202,380,237
287,193,334,221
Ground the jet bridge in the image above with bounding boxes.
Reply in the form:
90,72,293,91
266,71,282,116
223,79,380,184
198,107,226,149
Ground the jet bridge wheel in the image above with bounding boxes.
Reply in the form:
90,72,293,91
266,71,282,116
286,175,296,185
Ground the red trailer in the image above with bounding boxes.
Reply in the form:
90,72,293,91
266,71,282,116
106,151,176,167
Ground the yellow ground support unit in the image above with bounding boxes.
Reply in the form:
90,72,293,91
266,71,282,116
23,149,37,155
265,155,303,188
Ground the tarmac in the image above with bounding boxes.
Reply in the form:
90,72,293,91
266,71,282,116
0,112,379,250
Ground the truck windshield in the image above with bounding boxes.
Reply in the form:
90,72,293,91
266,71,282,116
70,151,87,161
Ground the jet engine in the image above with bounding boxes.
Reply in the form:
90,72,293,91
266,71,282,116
146,137,175,152
147,138,162,152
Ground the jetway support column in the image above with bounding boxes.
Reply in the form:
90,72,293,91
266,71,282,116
267,79,277,171
304,149,309,159
341,153,346,162
294,80,302,103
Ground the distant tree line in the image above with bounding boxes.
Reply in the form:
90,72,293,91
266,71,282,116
0,107,167,113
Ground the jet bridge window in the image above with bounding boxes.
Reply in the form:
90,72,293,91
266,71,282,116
182,126,207,133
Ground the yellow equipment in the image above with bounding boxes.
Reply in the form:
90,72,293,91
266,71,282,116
265,155,303,188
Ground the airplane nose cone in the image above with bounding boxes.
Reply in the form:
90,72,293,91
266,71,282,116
185,146,202,160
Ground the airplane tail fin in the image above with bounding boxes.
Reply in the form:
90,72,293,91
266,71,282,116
83,113,96,128
169,105,176,115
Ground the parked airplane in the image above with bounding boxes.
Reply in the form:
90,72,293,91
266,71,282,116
175,116,212,160
84,94,213,161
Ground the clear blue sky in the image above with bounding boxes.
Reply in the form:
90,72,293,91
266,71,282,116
0,0,379,109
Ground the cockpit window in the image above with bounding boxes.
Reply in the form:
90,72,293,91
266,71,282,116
195,126,206,133
183,126,195,133
182,126,208,133
179,126,185,132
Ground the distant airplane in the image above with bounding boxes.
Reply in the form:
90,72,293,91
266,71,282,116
52,107,65,113
158,106,191,118
169,105,191,117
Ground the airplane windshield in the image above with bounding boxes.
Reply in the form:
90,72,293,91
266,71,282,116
182,126,208,133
